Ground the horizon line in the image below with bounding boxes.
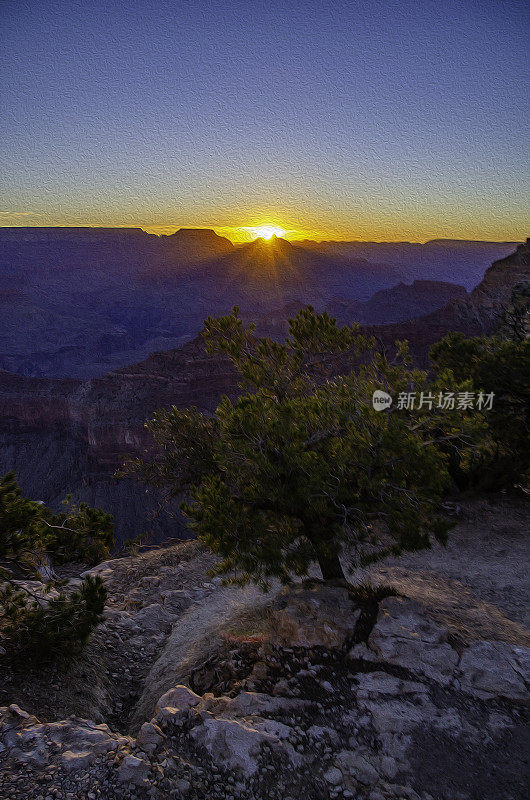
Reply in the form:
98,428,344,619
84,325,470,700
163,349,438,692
0,224,522,247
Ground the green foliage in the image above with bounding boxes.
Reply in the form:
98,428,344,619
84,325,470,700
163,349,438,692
0,473,110,663
0,575,106,665
0,471,42,563
497,282,530,342
0,472,114,568
48,498,114,566
127,307,475,588
120,408,219,504
430,333,530,488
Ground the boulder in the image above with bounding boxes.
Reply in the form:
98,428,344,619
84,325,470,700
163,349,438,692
189,709,295,777
307,725,340,744
323,766,343,785
190,716,275,776
60,749,94,771
335,749,380,785
156,685,201,713
160,589,193,612
0,707,130,771
132,603,174,634
154,706,188,728
117,754,150,786
136,721,164,755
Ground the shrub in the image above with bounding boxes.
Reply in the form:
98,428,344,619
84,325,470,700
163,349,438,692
0,575,106,664
0,473,110,663
430,333,530,489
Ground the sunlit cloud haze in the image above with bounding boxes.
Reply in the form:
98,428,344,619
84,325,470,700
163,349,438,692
1,0,528,242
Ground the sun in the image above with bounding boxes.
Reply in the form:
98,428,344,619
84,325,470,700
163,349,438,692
244,225,286,240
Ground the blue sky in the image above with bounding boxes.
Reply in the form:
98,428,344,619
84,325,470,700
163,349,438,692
1,0,528,240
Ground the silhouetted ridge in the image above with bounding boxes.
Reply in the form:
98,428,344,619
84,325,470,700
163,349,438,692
0,228,521,377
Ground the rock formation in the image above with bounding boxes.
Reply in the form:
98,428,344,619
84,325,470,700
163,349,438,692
1,497,528,799
327,280,467,326
0,227,403,378
364,239,529,365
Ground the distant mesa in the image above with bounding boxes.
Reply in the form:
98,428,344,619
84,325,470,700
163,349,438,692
163,227,230,243
159,227,234,261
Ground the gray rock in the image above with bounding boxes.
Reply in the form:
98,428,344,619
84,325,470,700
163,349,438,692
132,603,174,634
380,755,398,779
136,722,164,755
7,704,33,720
307,725,340,744
336,750,380,785
323,766,343,785
365,597,459,685
118,754,150,786
190,717,273,776
0,707,131,778
156,685,202,713
272,678,293,697
160,589,192,613
458,640,529,700
60,749,94,771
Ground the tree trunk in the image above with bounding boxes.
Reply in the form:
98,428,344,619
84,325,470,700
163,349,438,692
304,522,349,585
316,551,347,584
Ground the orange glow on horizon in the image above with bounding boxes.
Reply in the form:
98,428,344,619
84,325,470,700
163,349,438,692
142,223,318,243
1,218,524,246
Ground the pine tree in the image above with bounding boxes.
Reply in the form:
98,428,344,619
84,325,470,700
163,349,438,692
125,307,474,587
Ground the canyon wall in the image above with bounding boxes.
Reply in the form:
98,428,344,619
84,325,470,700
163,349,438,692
0,242,527,544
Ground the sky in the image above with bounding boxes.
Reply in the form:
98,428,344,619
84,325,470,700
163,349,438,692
0,0,528,242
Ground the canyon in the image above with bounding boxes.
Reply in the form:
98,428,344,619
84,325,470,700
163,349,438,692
0,228,516,378
0,240,528,544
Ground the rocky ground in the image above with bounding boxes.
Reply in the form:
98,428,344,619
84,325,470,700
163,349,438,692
0,495,528,800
